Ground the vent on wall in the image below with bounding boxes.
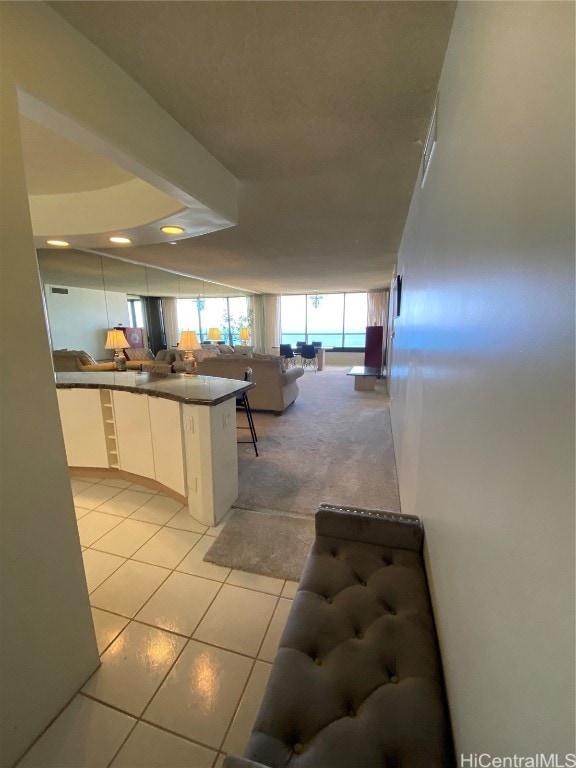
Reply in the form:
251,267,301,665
421,94,438,187
51,287,69,294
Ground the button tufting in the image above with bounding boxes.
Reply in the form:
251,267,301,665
361,580,367,587
314,657,322,666
326,597,333,604
348,709,357,718
293,743,303,754
390,675,399,683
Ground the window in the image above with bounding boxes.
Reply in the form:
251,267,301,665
176,296,250,345
127,297,144,328
343,293,368,346
279,295,306,346
280,292,367,348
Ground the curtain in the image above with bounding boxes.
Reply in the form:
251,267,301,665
249,294,280,353
263,294,280,353
367,289,390,358
368,289,390,332
162,297,179,349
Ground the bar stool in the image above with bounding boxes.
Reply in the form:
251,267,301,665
236,367,258,456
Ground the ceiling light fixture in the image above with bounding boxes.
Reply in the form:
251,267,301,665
161,225,185,235
47,239,69,247
109,236,131,244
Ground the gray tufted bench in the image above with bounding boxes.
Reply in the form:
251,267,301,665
224,504,454,768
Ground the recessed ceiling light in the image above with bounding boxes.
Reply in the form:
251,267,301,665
47,239,69,247
109,236,131,244
161,226,185,235
169,241,178,246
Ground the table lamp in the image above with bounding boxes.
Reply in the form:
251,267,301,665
105,329,130,370
239,327,250,346
178,330,201,373
207,327,221,343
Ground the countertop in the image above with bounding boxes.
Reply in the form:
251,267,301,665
55,371,254,406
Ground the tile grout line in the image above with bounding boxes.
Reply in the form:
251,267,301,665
74,479,289,765
215,592,282,755
12,689,82,768
86,582,282,760
97,565,232,765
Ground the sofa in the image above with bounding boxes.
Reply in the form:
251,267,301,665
196,353,304,413
52,349,142,372
137,348,185,374
224,504,454,768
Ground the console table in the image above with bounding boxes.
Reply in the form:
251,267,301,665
347,365,383,391
55,371,253,526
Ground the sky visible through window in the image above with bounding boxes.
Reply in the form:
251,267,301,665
281,293,367,347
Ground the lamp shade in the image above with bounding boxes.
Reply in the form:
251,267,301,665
105,329,129,350
239,327,250,342
207,327,221,341
179,330,200,350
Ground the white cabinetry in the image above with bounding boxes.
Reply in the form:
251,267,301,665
148,396,185,496
112,391,155,478
183,398,237,525
56,381,240,526
57,389,108,468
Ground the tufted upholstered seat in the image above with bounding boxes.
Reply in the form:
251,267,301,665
224,504,454,768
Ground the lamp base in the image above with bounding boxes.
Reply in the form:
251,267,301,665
183,357,197,375
113,350,127,371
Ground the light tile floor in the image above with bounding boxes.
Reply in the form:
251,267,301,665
17,476,297,768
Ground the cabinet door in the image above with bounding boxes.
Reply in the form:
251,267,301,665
148,396,185,496
57,389,108,467
112,391,155,479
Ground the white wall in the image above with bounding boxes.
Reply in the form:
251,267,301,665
390,1,575,756
44,284,129,359
0,71,99,766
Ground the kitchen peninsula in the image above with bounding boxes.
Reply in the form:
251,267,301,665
55,371,254,526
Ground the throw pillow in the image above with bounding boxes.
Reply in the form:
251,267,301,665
192,347,220,362
216,344,235,354
78,351,97,366
125,348,154,362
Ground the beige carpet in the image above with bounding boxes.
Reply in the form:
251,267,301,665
236,366,400,514
204,367,401,579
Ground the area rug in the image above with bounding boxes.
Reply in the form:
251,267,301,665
204,508,315,581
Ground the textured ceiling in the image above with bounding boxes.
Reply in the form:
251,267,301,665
47,1,456,294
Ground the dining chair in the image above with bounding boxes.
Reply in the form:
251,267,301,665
300,344,318,371
279,343,296,367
